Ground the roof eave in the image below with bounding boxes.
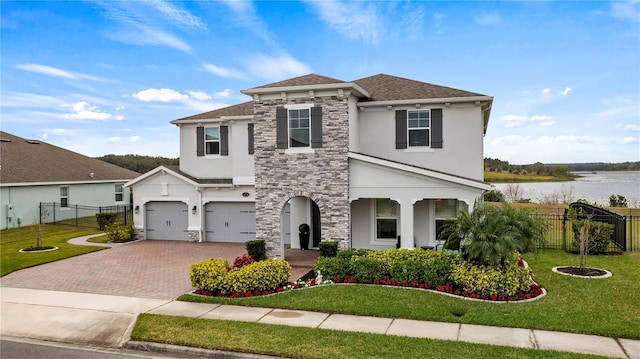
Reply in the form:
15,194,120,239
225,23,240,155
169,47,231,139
242,82,370,98
357,96,493,108
171,114,254,125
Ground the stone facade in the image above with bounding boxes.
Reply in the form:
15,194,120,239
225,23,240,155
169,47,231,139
187,230,199,242
253,95,350,258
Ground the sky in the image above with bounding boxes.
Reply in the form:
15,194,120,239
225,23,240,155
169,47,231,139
1,0,639,165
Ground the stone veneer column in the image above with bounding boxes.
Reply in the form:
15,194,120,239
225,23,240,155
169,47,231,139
253,96,350,259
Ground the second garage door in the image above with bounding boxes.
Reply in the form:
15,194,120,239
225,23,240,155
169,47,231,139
205,202,256,242
146,201,188,240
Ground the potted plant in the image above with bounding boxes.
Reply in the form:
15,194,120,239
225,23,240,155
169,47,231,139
298,223,310,250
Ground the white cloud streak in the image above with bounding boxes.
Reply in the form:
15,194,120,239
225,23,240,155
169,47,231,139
243,53,311,82
15,64,105,81
475,11,501,25
303,0,381,44
61,101,112,121
203,63,246,79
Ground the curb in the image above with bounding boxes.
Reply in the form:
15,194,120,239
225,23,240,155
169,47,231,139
125,341,281,359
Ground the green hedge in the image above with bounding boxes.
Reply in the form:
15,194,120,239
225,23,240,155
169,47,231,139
571,220,615,254
190,258,290,295
450,253,532,296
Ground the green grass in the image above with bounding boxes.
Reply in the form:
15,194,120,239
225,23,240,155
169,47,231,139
179,250,640,339
132,314,607,359
1,225,104,276
86,234,110,243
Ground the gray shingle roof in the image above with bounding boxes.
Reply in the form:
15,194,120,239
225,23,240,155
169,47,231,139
0,131,140,184
353,74,486,101
174,73,488,121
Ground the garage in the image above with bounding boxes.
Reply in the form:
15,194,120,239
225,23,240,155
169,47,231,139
205,202,256,242
145,202,189,240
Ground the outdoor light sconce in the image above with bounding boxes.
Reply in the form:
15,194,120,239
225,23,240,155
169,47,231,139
192,205,197,214
134,205,140,213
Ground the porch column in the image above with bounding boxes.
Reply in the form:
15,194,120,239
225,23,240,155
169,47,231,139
399,198,414,249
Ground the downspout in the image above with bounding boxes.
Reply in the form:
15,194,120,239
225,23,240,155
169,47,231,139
196,187,204,242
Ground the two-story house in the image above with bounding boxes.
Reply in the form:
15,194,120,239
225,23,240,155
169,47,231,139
125,74,493,258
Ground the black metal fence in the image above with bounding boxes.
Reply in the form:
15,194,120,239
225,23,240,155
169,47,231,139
40,202,132,229
534,213,639,252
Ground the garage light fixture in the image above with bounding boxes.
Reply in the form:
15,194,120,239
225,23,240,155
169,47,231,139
134,205,140,213
192,205,197,214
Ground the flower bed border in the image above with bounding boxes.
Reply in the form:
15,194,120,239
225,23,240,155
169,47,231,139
551,266,612,279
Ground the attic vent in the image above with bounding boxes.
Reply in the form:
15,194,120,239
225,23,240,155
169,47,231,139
0,138,11,143
26,140,40,144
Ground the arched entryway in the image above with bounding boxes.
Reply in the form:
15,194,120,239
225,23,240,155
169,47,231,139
281,196,321,252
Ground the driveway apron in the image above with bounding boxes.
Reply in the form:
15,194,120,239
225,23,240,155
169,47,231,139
0,241,247,299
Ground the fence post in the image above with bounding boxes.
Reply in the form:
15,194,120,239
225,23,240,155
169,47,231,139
52,202,56,224
75,204,79,226
630,214,633,252
562,210,567,250
39,203,42,224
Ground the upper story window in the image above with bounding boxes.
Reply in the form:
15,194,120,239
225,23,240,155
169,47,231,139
395,108,443,150
408,110,430,147
60,186,69,207
115,184,124,202
205,127,220,155
276,105,322,150
196,125,228,157
289,109,311,148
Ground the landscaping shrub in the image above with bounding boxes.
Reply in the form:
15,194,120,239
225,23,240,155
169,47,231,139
104,222,135,242
319,241,339,257
313,257,350,280
422,252,454,286
96,212,117,230
233,254,255,269
389,259,423,283
246,239,267,261
450,253,532,296
350,257,384,284
221,259,290,295
190,258,230,291
336,248,369,260
571,220,614,254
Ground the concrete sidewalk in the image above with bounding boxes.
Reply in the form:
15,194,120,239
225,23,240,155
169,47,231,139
1,287,638,358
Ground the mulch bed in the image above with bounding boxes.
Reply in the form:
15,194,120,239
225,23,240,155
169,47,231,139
555,266,608,277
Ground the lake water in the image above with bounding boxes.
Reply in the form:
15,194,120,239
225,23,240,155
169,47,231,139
492,171,640,206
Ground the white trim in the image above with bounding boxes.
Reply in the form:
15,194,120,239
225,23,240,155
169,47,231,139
203,197,255,203
404,147,434,153
232,176,255,186
1,179,135,187
284,103,313,110
348,152,492,191
357,96,493,108
141,197,190,204
124,166,198,188
285,147,315,154
171,116,253,125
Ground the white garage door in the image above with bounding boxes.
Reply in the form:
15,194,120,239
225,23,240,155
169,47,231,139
146,202,188,240
205,202,255,242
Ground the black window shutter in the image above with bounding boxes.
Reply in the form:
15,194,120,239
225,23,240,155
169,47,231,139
220,125,229,156
310,106,323,148
248,123,254,154
276,107,288,149
395,110,407,149
431,109,443,148
196,126,204,156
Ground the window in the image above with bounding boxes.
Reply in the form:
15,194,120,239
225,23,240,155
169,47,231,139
289,109,310,148
435,199,458,240
204,127,220,155
376,199,398,239
60,186,69,208
408,110,430,147
115,184,124,202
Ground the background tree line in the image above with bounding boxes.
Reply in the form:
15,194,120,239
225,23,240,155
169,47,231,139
97,154,179,174
484,158,639,175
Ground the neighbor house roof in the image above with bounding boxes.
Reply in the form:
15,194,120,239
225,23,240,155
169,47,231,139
0,131,140,185
175,73,490,121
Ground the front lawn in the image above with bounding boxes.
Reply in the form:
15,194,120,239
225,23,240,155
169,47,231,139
1,225,104,276
179,250,640,339
132,314,607,359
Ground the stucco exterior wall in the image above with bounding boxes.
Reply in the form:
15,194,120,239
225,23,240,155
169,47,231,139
357,103,485,180
178,121,254,179
1,182,130,229
253,94,352,258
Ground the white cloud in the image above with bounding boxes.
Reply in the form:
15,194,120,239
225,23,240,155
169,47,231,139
541,88,551,95
129,136,141,142
625,124,640,131
244,53,311,82
14,63,105,81
48,129,76,136
107,26,191,53
501,114,553,128
611,0,640,22
187,91,212,101
536,135,595,145
133,88,188,102
475,11,501,25
303,0,381,44
215,89,233,98
217,0,271,42
116,115,124,121
491,135,529,145
108,136,122,142
618,136,639,144
203,63,246,79
148,0,206,30
61,101,112,121
562,87,572,96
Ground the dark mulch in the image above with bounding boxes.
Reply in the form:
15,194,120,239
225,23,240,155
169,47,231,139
556,266,608,277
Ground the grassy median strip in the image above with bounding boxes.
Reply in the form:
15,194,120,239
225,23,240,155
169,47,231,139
179,250,640,339
132,314,607,359
1,225,103,276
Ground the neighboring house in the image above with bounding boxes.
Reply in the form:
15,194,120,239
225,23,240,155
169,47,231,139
126,74,493,258
0,131,140,229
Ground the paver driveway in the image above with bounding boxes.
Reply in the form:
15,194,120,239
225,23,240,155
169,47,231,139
0,241,247,299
